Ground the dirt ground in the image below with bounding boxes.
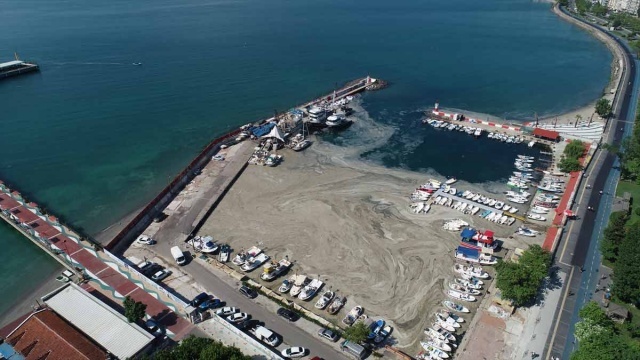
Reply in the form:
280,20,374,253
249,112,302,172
196,137,535,351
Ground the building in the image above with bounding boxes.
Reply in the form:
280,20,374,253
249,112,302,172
0,309,109,360
41,283,155,359
608,0,640,14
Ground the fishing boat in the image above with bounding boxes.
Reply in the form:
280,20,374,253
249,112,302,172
290,275,310,297
420,343,450,359
445,177,457,185
447,289,476,302
374,325,393,344
218,244,231,262
241,253,270,272
432,318,456,333
438,309,464,323
427,324,457,342
422,335,453,352
292,139,311,151
435,313,460,328
261,258,292,281
342,306,364,326
367,319,386,340
517,226,538,237
327,296,345,314
454,277,482,290
526,213,546,222
453,264,489,279
299,279,324,300
314,290,335,309
449,282,481,296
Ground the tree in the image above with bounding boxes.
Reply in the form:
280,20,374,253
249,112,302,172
600,211,629,263
343,322,370,343
612,18,622,28
558,157,584,173
151,336,251,360
578,301,614,329
595,98,612,118
571,328,636,360
495,245,551,307
564,140,586,159
123,296,147,323
612,221,640,305
592,3,608,16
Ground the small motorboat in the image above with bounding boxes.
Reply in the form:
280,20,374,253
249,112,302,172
443,300,470,313
453,263,489,279
218,244,231,262
420,343,450,359
327,296,345,315
449,282,481,296
367,319,386,340
432,318,455,333
374,325,393,344
422,334,453,352
314,290,335,309
438,309,464,323
527,213,546,221
342,306,363,326
435,313,460,328
447,289,476,302
445,177,457,185
454,277,482,290
426,324,456,342
132,62,143,66
278,277,294,293
459,273,484,286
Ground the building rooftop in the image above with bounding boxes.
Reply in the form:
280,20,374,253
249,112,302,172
0,309,107,360
42,283,154,359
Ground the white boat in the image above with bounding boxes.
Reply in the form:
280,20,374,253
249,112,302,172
261,259,292,281
412,202,426,214
508,207,519,214
438,309,464,323
432,318,456,333
453,264,489,279
449,282,481,296
494,201,504,209
420,343,450,359
459,273,484,286
507,197,527,204
445,177,457,185
454,277,482,290
472,194,481,202
298,279,323,300
292,139,311,151
232,246,262,266
422,336,453,352
314,290,335,309
471,207,480,215
465,192,475,199
424,204,432,213
342,306,363,326
279,276,294,293
447,289,476,302
426,324,457,342
325,114,351,128
531,206,550,214
526,213,545,221
474,128,482,137
442,300,470,313
218,244,231,262
327,296,345,315
488,199,497,206
502,205,511,211
435,313,461,328
241,253,270,272
290,275,310,296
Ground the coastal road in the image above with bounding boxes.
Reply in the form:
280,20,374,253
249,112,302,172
545,6,638,359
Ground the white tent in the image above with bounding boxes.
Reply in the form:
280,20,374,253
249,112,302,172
262,125,285,143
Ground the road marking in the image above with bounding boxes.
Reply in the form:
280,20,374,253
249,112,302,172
546,266,576,360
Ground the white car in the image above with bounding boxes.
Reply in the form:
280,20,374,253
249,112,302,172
226,312,249,323
216,307,236,316
136,235,156,245
280,347,307,358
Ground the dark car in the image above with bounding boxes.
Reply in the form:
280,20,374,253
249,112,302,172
142,264,163,277
277,307,299,322
189,292,210,307
237,319,259,331
199,298,223,310
239,286,258,299
317,328,340,342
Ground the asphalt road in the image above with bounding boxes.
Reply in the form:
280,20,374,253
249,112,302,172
545,6,638,359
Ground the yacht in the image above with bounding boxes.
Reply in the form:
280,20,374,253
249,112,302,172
325,113,352,129
308,106,327,125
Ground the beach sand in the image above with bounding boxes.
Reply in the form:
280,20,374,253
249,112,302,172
196,132,533,350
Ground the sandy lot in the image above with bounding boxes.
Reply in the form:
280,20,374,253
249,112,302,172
196,133,533,350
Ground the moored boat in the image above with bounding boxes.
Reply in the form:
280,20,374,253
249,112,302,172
443,300,470,313
342,305,364,326
447,289,476,302
327,296,345,314
314,290,335,309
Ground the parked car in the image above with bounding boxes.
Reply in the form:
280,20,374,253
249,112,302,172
317,328,340,342
239,286,258,299
277,307,299,322
142,264,163,277
136,235,157,245
227,312,249,323
216,307,237,317
281,347,307,358
189,292,210,307
145,318,164,336
199,298,223,310
138,261,155,272
237,319,259,331
151,269,171,282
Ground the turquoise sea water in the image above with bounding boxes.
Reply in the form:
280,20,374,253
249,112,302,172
0,0,610,316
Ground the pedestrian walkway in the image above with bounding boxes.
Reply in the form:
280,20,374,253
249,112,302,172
0,182,193,340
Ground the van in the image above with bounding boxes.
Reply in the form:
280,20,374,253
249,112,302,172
340,340,366,359
254,326,279,346
171,246,186,265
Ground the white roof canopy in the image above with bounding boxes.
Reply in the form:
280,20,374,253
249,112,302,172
262,125,285,142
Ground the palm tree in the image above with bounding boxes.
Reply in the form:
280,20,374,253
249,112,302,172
575,114,583,128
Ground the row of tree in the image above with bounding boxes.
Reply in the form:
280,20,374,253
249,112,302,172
600,211,629,264
495,245,552,307
612,220,640,305
559,140,586,173
571,301,637,360
148,336,251,360
620,112,640,181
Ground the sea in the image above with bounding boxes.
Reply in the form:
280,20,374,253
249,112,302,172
0,0,610,318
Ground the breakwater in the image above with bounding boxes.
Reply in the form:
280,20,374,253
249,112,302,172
105,76,379,252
